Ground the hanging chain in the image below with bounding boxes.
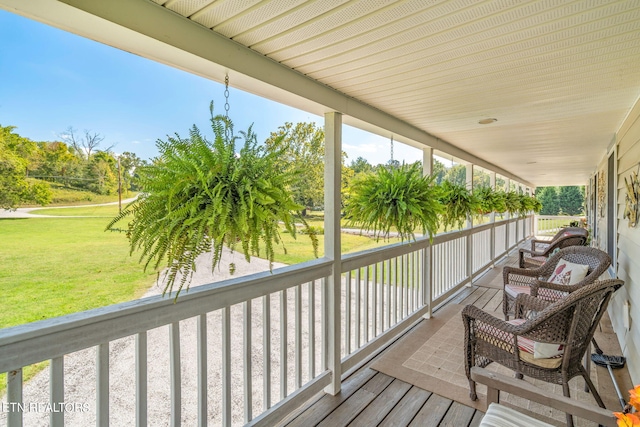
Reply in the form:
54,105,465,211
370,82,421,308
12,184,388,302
224,74,230,142
390,135,394,164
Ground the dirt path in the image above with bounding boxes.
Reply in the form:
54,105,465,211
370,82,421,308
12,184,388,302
0,197,138,218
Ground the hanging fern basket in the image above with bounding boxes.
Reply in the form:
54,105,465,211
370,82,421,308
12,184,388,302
438,181,480,231
107,103,317,297
343,163,442,241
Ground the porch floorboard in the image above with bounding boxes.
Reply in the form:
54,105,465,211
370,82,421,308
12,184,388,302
279,245,631,427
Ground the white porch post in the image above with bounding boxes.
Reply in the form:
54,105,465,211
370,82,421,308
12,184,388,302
489,172,496,265
515,182,521,243
505,178,511,250
533,186,539,237
422,147,433,318
466,163,474,229
466,163,474,284
423,147,433,176
324,111,342,395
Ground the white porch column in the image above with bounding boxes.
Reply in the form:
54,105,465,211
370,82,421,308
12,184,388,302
422,147,433,318
515,182,521,242
533,186,539,237
466,164,474,228
423,147,433,176
324,112,342,395
489,172,496,223
489,172,496,265
466,163,474,284
505,178,511,250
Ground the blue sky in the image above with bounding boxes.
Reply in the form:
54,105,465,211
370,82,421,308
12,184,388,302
0,9,423,165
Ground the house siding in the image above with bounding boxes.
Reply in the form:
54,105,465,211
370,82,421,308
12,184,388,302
609,97,640,384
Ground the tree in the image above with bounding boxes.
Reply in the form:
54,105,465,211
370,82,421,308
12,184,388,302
34,141,82,186
473,168,490,188
444,164,467,186
350,156,374,174
432,158,446,184
537,186,559,215
85,151,118,194
0,125,51,209
129,158,149,191
265,122,326,213
61,127,106,161
118,151,142,192
558,186,585,215
386,159,401,169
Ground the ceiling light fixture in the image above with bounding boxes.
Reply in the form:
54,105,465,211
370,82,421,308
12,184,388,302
478,118,497,124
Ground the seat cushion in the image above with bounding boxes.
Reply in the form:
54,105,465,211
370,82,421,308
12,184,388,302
480,403,554,427
549,259,589,285
477,319,563,369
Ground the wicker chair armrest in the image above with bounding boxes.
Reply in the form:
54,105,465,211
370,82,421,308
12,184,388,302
503,266,539,286
533,242,551,251
462,305,521,334
530,238,551,250
519,248,544,257
530,238,547,244
531,280,576,294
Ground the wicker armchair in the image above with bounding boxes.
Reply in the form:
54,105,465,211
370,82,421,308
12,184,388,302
530,227,588,252
504,246,610,320
519,232,587,269
463,279,624,427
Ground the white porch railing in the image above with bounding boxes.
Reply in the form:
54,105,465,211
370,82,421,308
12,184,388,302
0,216,533,427
535,215,583,236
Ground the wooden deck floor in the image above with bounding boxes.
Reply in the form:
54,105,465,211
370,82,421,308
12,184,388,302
278,249,632,427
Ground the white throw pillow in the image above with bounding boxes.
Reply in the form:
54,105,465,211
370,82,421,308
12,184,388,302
533,341,564,359
548,259,589,285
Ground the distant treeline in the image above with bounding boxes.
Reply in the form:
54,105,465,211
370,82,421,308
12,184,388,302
1,124,144,209
536,186,585,216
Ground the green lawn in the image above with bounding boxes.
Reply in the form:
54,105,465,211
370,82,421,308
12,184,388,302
270,230,397,264
0,217,157,329
28,205,396,264
0,216,158,394
1,209,394,328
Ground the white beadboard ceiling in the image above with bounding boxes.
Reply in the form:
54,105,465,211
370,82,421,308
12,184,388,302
157,0,640,187
5,0,640,187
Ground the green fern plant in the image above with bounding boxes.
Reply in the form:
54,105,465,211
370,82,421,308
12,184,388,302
492,190,508,214
518,194,542,216
106,103,318,297
505,191,522,217
531,196,542,213
344,163,442,241
474,186,497,215
439,181,480,231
